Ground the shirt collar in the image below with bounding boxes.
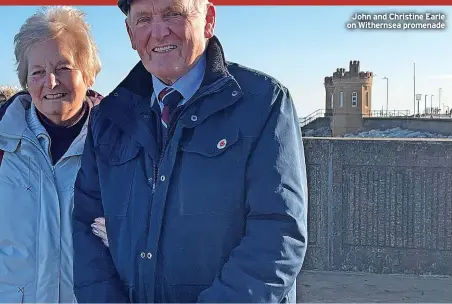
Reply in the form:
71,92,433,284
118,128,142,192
152,53,206,102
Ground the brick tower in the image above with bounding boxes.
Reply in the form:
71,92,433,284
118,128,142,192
324,60,373,136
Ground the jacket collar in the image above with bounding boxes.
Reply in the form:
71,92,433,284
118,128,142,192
0,90,103,156
99,36,243,163
108,36,243,127
0,93,31,140
200,35,231,87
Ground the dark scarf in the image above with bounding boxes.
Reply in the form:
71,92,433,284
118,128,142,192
37,102,89,165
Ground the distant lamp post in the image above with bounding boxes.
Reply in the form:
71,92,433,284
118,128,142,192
415,94,422,116
383,77,389,116
431,94,434,115
413,61,416,115
439,88,443,114
424,94,428,116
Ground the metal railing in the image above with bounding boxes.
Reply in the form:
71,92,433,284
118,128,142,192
299,109,326,128
366,110,410,118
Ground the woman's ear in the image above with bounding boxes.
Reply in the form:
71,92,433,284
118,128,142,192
86,77,95,88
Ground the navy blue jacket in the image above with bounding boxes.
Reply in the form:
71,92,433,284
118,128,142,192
72,36,308,303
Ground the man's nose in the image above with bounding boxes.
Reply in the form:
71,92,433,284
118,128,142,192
151,22,170,41
44,72,58,89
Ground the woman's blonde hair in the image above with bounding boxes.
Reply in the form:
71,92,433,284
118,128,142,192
14,6,101,90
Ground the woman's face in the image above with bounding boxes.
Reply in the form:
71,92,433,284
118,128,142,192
26,38,89,125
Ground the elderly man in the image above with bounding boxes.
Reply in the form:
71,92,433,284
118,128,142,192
72,0,308,302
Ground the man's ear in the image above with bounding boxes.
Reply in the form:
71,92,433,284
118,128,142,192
204,4,216,39
125,18,137,50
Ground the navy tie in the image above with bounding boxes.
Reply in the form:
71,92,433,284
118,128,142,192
158,87,183,145
159,87,183,128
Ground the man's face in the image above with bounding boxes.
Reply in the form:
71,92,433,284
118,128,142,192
126,0,215,85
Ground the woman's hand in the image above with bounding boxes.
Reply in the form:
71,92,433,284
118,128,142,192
91,217,109,247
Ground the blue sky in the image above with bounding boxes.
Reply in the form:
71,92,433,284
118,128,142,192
0,5,451,117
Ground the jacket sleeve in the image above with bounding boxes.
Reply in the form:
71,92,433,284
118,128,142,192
197,85,308,303
72,113,129,303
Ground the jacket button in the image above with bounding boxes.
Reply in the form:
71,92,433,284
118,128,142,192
191,115,198,122
140,252,146,259
147,252,152,259
148,177,153,184
160,175,166,182
231,90,238,96
113,92,119,97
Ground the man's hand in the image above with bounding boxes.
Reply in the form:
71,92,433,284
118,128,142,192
92,217,109,247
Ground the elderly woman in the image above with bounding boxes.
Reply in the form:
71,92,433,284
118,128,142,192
0,6,108,303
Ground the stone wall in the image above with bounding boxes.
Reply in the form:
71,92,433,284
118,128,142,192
302,137,452,275
362,117,452,136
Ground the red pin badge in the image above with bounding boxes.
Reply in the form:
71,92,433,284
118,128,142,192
217,139,227,149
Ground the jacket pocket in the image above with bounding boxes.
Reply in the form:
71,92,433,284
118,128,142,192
93,122,141,165
0,182,37,286
0,151,30,188
94,127,141,217
96,144,140,217
179,126,240,158
0,284,25,303
94,140,141,167
0,174,24,188
177,127,244,216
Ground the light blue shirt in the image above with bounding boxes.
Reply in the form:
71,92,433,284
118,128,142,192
152,53,206,111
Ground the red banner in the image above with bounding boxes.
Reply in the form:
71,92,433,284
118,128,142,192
0,0,450,4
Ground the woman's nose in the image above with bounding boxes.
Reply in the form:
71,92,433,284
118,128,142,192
44,73,59,89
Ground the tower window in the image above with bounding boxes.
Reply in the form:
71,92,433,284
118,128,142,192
340,91,344,107
331,93,334,108
352,92,357,107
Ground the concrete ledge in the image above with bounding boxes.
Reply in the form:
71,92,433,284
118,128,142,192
304,136,452,142
297,270,452,303
363,118,452,136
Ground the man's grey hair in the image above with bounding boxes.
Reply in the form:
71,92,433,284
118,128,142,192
14,6,101,90
189,0,210,14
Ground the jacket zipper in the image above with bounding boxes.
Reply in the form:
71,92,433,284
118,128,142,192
141,77,234,301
